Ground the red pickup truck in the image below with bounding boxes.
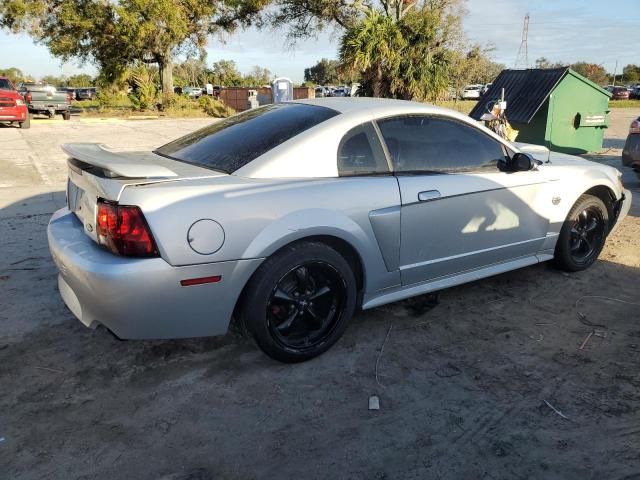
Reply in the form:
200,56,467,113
0,76,30,129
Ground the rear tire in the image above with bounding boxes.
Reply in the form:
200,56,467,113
19,114,31,129
239,242,357,363
62,111,71,120
554,194,609,272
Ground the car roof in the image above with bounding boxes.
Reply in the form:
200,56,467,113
292,97,457,117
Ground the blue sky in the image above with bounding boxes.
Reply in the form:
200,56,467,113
0,0,636,82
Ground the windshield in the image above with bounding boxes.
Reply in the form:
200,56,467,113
155,103,339,174
0,78,14,90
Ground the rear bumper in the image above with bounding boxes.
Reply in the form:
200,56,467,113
48,208,263,339
28,101,69,112
0,105,27,122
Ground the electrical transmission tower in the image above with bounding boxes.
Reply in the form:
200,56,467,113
515,13,530,69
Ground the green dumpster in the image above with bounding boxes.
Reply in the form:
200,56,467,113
470,67,611,154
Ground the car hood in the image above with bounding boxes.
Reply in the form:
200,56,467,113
516,141,621,180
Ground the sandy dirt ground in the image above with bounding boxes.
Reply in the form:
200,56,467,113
1,111,640,480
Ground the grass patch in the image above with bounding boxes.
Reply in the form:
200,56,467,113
432,100,478,114
72,93,234,119
609,100,640,109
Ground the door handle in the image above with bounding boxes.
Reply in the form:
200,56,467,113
418,190,441,202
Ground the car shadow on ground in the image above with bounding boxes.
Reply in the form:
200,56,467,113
1,191,640,479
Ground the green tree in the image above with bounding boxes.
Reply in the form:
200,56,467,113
570,62,608,86
535,57,564,69
304,58,341,85
210,59,244,86
450,45,503,99
270,0,364,40
174,58,209,87
66,73,94,87
41,74,65,86
622,64,640,84
0,67,26,84
243,65,272,86
339,1,461,100
0,0,269,95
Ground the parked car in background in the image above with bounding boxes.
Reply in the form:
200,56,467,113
75,87,97,101
18,82,71,119
611,86,630,100
622,116,640,179
0,76,30,128
630,86,640,100
182,86,202,99
462,84,483,100
332,87,347,97
48,98,631,362
314,86,327,98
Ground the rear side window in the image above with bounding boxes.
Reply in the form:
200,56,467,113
337,122,390,176
155,103,339,173
377,115,506,173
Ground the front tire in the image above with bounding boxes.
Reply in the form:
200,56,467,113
239,242,357,363
554,194,609,272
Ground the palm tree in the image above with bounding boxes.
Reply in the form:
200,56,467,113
339,0,454,101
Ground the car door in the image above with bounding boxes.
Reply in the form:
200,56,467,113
376,115,550,286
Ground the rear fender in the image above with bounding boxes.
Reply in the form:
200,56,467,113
241,208,393,293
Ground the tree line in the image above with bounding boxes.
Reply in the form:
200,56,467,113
1,0,637,102
0,60,273,89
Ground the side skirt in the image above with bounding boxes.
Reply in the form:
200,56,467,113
362,254,551,310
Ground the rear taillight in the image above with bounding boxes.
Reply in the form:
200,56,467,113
631,119,640,134
96,200,158,257
67,92,73,102
25,92,32,103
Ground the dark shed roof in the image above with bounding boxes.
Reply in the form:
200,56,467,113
469,68,569,124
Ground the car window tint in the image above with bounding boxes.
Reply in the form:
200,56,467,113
377,115,506,173
337,122,390,176
0,78,13,90
155,103,339,174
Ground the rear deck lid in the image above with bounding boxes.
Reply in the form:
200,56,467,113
63,142,224,243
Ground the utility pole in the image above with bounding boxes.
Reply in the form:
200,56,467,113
515,13,530,69
612,60,618,87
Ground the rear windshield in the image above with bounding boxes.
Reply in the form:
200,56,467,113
155,103,339,173
0,78,14,90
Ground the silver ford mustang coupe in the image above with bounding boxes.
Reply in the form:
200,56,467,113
48,98,631,362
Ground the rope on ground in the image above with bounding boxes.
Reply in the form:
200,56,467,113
375,325,393,388
575,295,640,328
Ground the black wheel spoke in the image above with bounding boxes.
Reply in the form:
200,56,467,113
570,238,583,252
276,310,300,333
273,288,295,303
585,218,598,232
582,237,593,252
295,267,310,291
309,285,331,300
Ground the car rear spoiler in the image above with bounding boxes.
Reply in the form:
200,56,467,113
62,143,178,178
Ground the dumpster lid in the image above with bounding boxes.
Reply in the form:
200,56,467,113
470,68,570,124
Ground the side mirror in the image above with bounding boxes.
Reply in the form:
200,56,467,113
511,152,535,172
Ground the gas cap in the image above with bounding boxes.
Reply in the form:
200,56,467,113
187,219,225,255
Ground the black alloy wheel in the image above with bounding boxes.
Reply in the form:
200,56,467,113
554,194,609,272
240,242,357,363
568,206,605,263
266,262,345,350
